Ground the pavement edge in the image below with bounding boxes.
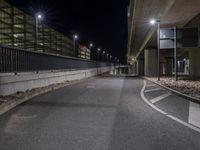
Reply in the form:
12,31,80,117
141,76,200,104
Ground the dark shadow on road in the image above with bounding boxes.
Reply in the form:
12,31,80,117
26,101,118,109
99,74,138,79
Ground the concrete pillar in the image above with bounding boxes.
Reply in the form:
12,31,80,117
137,59,144,75
189,48,200,79
144,49,158,76
128,62,137,74
185,59,189,74
165,57,173,75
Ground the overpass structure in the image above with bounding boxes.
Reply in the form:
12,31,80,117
128,0,200,79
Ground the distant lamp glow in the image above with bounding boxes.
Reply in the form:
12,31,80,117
36,13,43,20
74,34,78,40
89,43,93,47
37,14,42,19
150,19,156,25
97,48,101,52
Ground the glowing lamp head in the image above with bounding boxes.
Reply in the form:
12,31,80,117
150,19,156,25
74,34,78,39
36,13,43,20
89,43,93,47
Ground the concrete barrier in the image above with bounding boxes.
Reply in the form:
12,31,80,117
0,66,115,96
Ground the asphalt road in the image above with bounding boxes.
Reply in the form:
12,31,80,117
0,76,200,150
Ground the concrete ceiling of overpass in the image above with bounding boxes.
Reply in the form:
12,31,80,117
128,0,200,60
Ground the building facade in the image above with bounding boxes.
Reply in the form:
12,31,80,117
78,46,91,60
0,0,75,57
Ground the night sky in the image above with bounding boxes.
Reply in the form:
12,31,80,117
7,0,129,63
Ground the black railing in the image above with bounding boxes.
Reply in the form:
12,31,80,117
0,45,114,73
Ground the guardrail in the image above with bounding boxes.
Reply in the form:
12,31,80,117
0,45,115,73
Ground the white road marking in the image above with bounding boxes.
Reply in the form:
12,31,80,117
140,80,200,134
145,87,163,93
146,84,156,87
189,102,200,128
140,81,168,115
150,92,171,104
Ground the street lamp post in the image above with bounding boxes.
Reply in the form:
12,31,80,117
150,19,160,81
73,34,78,57
174,26,178,81
97,48,101,61
102,51,105,61
157,20,160,81
115,57,117,63
106,53,109,62
35,13,43,51
89,43,93,60
110,55,112,62
117,59,120,66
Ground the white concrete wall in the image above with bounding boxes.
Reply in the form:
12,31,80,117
0,66,115,96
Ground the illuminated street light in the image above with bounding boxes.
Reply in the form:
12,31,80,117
110,55,112,62
89,43,93,60
35,12,43,51
106,53,109,62
101,51,106,61
73,34,78,57
150,19,156,25
74,34,78,40
114,57,117,63
97,48,101,61
89,43,93,48
37,14,42,19
150,19,160,81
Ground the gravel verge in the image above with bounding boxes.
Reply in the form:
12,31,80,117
145,77,200,100
0,78,93,115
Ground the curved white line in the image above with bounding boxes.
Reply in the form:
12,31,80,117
141,80,200,133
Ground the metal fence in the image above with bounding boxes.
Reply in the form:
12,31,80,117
0,45,114,73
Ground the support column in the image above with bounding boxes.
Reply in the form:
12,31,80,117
137,59,144,76
128,62,137,74
165,57,173,75
144,49,157,76
189,48,200,79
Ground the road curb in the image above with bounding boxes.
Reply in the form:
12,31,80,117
0,77,95,116
142,77,200,104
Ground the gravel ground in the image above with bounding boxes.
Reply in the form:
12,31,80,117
147,77,200,99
